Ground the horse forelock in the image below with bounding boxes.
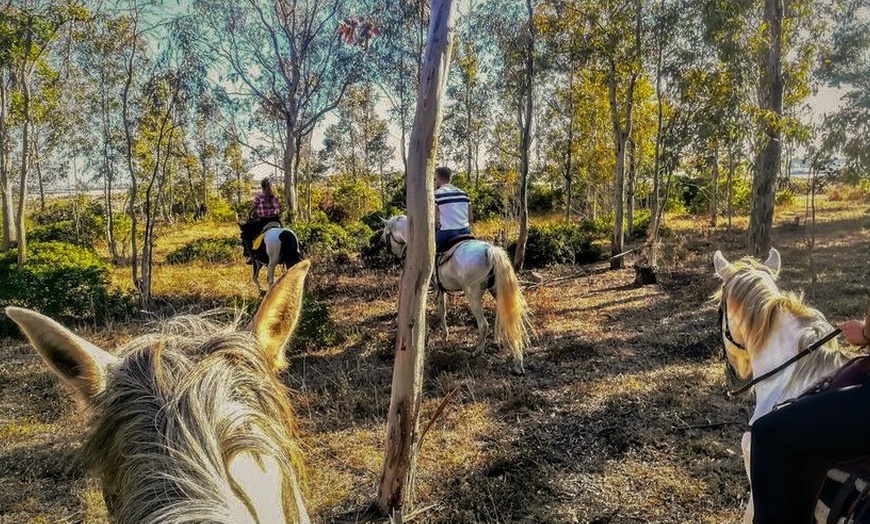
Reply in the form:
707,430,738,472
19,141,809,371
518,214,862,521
84,315,303,523
722,258,831,357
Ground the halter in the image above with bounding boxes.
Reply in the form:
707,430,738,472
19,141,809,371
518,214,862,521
718,295,842,398
386,226,407,258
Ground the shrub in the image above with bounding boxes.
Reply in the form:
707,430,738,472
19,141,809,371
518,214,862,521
775,187,795,206
318,177,381,224
166,237,239,264
293,220,353,259
465,183,503,221
289,293,345,350
361,205,404,231
34,197,105,247
0,242,130,324
528,184,564,214
360,230,401,269
509,223,604,268
207,198,238,222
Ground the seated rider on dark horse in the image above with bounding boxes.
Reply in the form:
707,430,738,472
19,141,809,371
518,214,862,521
434,166,474,254
241,178,281,264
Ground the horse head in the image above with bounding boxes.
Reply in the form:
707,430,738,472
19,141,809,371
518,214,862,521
382,215,408,259
6,261,313,524
712,249,782,385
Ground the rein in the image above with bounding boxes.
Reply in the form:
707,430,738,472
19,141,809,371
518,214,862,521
719,297,842,398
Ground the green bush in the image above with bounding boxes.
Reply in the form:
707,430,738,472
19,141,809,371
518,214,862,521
509,223,604,268
360,230,401,269
528,184,564,214
289,293,345,350
166,237,239,264
775,187,796,206
361,205,404,231
207,198,238,222
464,183,503,221
318,177,381,224
34,197,105,247
294,220,353,259
0,242,130,324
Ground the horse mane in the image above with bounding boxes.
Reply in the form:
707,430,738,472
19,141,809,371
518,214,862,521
84,313,303,524
721,257,848,392
382,215,407,242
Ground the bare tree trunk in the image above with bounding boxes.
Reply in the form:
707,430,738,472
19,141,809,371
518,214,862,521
727,143,735,231
122,14,141,298
748,0,783,258
647,1,664,268
709,143,719,227
0,71,15,251
377,0,456,517
16,68,31,266
283,118,299,223
626,137,636,238
513,0,535,271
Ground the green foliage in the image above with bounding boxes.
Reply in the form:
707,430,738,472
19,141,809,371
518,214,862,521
509,223,604,268
360,230,400,269
629,210,671,241
318,176,381,224
166,237,239,264
289,293,345,351
207,198,238,222
34,197,105,247
464,183,503,221
361,205,404,231
0,242,131,326
528,184,564,214
294,220,372,260
775,187,795,206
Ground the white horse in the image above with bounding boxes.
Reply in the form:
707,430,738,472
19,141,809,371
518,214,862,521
382,215,530,374
713,248,856,523
240,223,304,292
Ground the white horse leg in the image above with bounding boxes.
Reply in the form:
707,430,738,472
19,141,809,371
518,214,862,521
741,431,754,523
437,289,449,340
467,286,489,356
267,261,277,288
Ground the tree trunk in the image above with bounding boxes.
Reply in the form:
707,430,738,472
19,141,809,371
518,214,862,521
0,71,15,251
727,143,735,231
748,0,783,258
709,143,719,227
512,0,535,271
377,0,456,517
626,137,636,238
283,115,299,223
647,2,664,268
16,71,31,266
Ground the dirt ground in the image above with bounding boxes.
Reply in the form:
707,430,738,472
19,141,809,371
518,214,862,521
1,196,868,523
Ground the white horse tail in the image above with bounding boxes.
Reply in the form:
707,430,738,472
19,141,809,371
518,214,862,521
489,246,529,374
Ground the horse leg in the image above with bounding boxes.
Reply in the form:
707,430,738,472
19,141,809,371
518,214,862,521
253,262,264,294
267,261,277,288
437,289,449,340
467,286,489,357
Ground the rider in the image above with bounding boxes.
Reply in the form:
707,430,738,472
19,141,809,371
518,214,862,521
750,310,870,523
434,166,473,253
241,178,282,263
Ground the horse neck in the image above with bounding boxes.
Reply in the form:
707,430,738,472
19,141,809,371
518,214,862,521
749,310,848,423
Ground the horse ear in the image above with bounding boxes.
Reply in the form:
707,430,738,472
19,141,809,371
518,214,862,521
5,307,118,402
251,259,311,371
713,250,732,279
763,248,781,276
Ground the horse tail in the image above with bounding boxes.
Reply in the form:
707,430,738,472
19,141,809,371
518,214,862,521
489,246,529,372
279,229,303,268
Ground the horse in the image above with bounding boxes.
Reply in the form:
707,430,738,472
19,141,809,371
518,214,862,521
5,260,314,524
240,221,304,292
713,248,862,523
382,215,530,374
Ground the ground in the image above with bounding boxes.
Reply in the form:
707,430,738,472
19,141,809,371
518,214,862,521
1,196,868,523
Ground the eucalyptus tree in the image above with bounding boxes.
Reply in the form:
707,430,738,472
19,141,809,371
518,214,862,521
816,0,870,182
179,0,375,222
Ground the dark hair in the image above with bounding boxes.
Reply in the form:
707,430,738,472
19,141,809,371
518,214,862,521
435,166,453,183
261,178,273,197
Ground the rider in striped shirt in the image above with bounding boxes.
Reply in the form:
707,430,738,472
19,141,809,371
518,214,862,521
434,166,473,252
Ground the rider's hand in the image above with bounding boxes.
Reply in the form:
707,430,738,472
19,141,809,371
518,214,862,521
838,319,870,347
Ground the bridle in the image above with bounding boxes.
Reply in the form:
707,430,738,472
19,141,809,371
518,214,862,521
386,226,406,258
719,295,842,398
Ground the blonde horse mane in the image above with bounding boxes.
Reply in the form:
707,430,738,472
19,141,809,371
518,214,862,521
84,314,304,524
720,257,847,393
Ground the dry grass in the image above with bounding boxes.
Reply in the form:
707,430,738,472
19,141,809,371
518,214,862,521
2,195,869,523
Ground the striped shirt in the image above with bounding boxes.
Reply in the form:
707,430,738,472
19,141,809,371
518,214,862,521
254,192,281,218
435,184,470,230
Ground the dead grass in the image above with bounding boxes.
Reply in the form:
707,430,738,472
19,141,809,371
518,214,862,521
2,195,869,522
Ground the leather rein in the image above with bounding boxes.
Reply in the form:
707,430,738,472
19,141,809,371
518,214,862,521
719,297,842,398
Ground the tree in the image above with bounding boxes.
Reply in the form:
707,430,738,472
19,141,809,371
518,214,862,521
182,0,374,223
377,0,456,518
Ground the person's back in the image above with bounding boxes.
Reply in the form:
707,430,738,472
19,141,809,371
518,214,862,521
434,166,472,252
242,178,282,263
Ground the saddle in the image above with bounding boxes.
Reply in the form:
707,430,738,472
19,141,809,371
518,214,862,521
436,233,475,254
251,222,282,250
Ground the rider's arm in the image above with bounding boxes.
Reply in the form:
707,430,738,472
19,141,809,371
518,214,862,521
248,199,258,219
838,319,870,346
